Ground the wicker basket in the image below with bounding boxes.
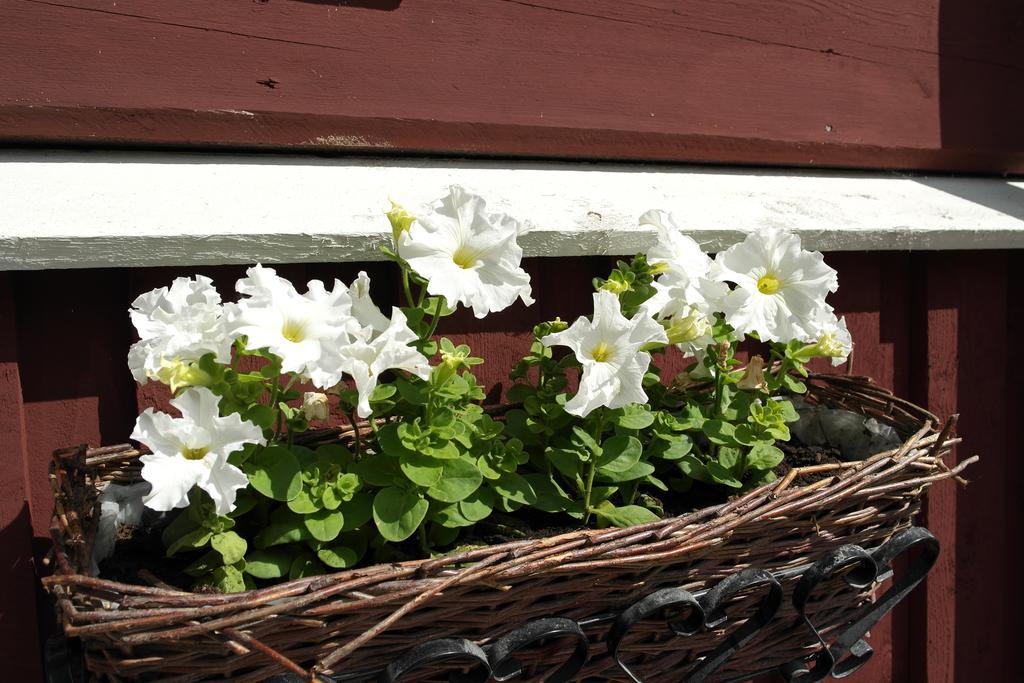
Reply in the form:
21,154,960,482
44,375,973,682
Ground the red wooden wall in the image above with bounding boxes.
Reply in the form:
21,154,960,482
0,251,1020,681
0,0,1021,172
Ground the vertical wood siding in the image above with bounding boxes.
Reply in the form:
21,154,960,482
0,252,1017,680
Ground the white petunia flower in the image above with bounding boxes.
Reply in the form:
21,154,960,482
349,271,391,334
636,211,725,361
131,387,266,515
711,228,838,342
659,300,715,359
226,265,359,388
398,186,533,318
127,276,232,385
337,309,432,418
806,308,853,366
541,290,668,417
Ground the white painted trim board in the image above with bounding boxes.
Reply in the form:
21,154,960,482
1,150,1022,270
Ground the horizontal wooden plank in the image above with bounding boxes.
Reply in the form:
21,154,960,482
1,150,1023,270
0,0,1020,172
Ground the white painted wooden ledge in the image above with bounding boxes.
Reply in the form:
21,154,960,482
1,150,1023,271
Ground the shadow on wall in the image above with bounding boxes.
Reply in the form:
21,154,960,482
0,504,44,680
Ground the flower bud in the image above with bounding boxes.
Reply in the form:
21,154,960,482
385,200,416,245
155,359,212,393
664,306,711,345
601,278,630,294
302,392,330,422
546,317,569,334
737,355,768,392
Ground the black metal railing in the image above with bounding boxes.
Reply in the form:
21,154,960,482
270,526,938,683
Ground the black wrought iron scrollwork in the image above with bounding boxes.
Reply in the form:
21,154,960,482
289,528,940,683
781,527,939,682
607,586,705,682
687,568,784,682
380,637,491,683
488,617,589,683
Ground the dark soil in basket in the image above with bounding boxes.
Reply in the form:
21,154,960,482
774,442,844,487
98,442,846,588
97,520,194,590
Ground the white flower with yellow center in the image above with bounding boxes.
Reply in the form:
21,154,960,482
127,275,232,386
640,210,728,318
336,309,432,418
227,265,359,388
541,290,668,417
711,228,838,342
398,186,534,318
131,387,266,515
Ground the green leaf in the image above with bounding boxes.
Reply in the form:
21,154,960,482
424,440,461,460
593,505,660,528
316,545,360,569
352,454,403,487
243,404,276,431
596,435,643,472
703,420,737,446
399,451,445,487
733,424,758,446
718,446,743,473
287,487,320,514
316,444,353,468
304,509,345,543
427,458,483,503
256,519,311,548
245,444,302,502
596,461,656,483
678,454,712,484
166,528,212,557
571,426,602,457
458,487,495,522
161,509,199,548
211,531,248,565
289,553,324,580
372,487,429,542
431,502,474,528
776,400,800,423
339,492,374,531
706,460,743,488
747,443,785,471
546,447,583,478
244,548,294,579
377,423,418,458
522,474,572,513
183,550,223,578
492,472,538,505
395,376,430,406
652,434,693,460
211,563,247,593
615,405,655,430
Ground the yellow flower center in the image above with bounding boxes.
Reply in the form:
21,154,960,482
451,245,480,270
757,274,781,294
180,446,210,461
281,319,306,343
590,341,614,362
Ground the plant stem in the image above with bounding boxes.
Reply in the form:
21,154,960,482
421,296,444,342
418,524,430,555
349,410,363,459
582,410,606,525
402,269,414,308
